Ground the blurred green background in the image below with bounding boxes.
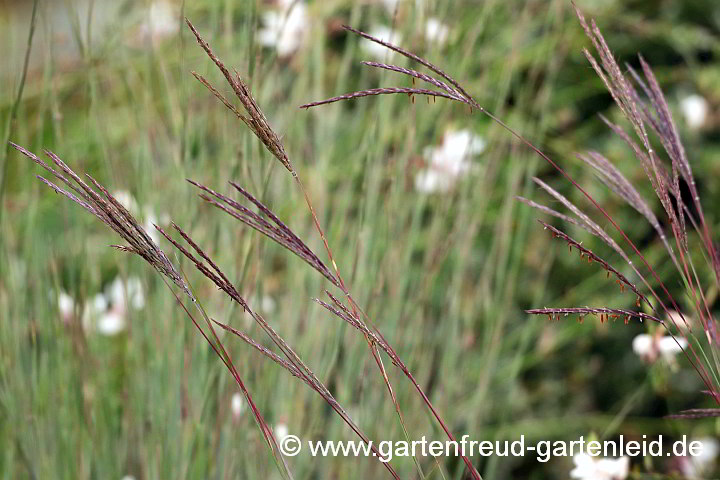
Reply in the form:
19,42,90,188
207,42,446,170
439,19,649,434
1,0,719,478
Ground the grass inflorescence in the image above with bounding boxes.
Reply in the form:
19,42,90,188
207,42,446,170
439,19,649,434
6,1,719,478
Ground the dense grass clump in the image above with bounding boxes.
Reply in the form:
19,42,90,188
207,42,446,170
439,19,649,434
1,1,719,478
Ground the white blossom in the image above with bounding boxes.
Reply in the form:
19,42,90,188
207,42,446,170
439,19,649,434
82,292,123,336
81,276,146,336
274,423,289,442
570,453,629,480
667,310,690,330
91,293,109,313
415,129,486,193
231,392,245,420
415,169,451,194
137,1,179,43
425,18,449,46
632,333,687,364
681,437,719,478
261,294,277,314
361,26,401,60
257,0,310,57
57,291,76,323
96,309,126,336
380,0,425,14
380,0,400,14
680,94,709,130
81,293,110,332
106,276,146,311
143,212,160,244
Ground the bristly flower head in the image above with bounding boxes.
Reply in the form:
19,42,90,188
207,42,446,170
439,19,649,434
299,4,720,410
10,143,192,299
186,19,295,175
